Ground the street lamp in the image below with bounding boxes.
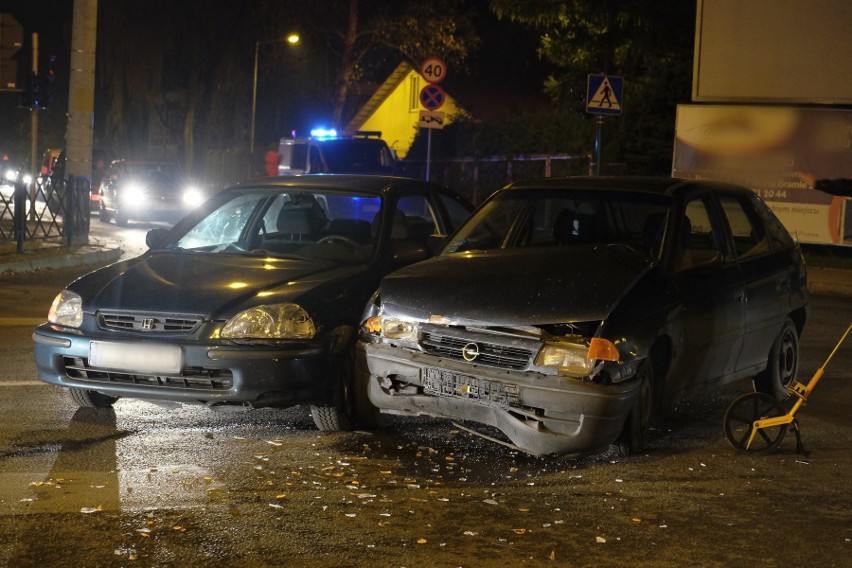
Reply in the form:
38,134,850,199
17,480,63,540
250,33,300,154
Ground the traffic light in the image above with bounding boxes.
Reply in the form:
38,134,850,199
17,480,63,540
20,56,55,110
0,12,23,90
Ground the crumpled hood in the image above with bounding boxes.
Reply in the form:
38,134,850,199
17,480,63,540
72,251,358,319
380,245,655,326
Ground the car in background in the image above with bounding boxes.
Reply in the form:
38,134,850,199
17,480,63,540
34,175,472,431
278,130,396,176
361,176,809,457
98,159,205,225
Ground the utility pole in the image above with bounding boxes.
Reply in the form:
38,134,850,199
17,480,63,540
65,0,97,190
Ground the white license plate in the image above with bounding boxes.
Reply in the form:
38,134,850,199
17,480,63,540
89,341,182,374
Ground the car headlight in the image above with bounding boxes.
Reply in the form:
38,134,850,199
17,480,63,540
221,303,316,339
123,182,148,203
47,290,83,328
535,337,619,377
378,317,419,342
183,186,204,207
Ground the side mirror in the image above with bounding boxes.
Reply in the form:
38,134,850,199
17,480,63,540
426,234,448,255
146,227,170,250
389,240,430,266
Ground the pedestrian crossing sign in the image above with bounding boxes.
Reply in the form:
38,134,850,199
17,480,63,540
586,74,623,116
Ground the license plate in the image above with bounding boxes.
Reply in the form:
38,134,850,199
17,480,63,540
423,367,519,406
89,341,182,374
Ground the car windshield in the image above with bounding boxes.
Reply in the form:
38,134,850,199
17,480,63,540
124,163,183,186
167,187,382,264
320,139,393,173
444,189,671,256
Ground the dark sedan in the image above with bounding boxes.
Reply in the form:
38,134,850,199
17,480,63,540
34,175,472,430
361,177,809,457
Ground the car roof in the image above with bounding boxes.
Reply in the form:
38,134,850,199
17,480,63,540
232,174,446,197
501,176,755,197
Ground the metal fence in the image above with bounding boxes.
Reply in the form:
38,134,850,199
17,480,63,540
201,149,599,205
0,176,91,251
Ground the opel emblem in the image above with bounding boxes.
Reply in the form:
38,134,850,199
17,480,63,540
462,342,480,361
141,318,155,330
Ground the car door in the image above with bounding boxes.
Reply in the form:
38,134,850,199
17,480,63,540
669,190,746,392
717,191,795,374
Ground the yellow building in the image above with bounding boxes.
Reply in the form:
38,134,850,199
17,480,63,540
346,61,464,159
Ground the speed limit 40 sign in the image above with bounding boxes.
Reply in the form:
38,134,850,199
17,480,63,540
419,57,447,84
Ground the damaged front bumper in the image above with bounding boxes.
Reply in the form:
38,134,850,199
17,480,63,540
364,342,640,457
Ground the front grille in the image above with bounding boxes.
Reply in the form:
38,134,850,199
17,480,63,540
62,356,232,390
98,311,203,334
420,331,534,370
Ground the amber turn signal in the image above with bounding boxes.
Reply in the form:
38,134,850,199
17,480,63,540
588,337,619,362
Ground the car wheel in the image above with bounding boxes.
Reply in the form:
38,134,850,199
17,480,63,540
310,344,356,432
98,200,111,223
754,318,799,401
615,359,654,456
115,201,129,226
68,388,118,408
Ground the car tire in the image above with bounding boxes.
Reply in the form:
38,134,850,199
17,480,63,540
310,343,356,432
98,201,111,223
754,318,799,401
115,201,129,226
69,388,118,408
615,359,654,456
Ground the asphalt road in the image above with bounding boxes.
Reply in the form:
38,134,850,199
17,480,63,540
0,261,851,567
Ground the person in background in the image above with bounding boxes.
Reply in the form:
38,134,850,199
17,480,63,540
264,143,280,177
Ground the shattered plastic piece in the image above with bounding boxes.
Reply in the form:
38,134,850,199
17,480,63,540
269,503,284,509
464,531,478,536
512,528,526,535
417,538,428,544
483,499,499,505
266,440,283,446
80,506,102,514
345,513,357,518
596,536,606,543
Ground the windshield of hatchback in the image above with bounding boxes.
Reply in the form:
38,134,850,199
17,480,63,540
444,189,671,256
123,163,183,188
168,188,382,264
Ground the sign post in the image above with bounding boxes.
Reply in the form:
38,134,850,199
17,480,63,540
419,57,448,181
586,74,624,175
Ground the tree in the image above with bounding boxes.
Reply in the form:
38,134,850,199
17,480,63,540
95,0,480,176
490,0,696,174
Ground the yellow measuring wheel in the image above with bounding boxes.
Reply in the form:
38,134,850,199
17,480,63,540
724,323,852,455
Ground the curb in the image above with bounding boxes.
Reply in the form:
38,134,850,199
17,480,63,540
0,245,123,277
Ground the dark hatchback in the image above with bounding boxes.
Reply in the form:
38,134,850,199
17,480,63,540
361,177,809,457
98,160,205,226
34,175,472,430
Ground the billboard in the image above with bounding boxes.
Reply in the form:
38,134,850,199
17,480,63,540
693,0,852,104
673,105,852,246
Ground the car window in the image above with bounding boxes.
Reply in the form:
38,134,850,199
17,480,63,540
678,197,724,270
444,190,669,254
176,193,264,250
172,189,382,265
394,194,439,240
437,192,472,232
718,195,771,258
749,194,795,250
